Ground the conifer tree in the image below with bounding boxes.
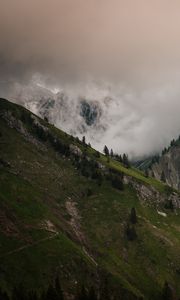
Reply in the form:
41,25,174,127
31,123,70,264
162,147,167,155
111,176,124,190
82,136,86,145
130,207,137,224
122,153,130,168
125,223,137,241
170,139,175,147
119,154,123,163
44,116,49,123
103,145,109,156
164,199,174,210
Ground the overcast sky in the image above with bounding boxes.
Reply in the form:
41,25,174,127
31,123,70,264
1,0,180,157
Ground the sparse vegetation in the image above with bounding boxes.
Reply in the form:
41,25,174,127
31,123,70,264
1,98,180,300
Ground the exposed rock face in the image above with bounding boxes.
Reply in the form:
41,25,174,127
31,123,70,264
0,110,27,135
69,144,82,156
0,109,47,150
23,92,106,144
10,84,123,151
149,146,180,190
80,99,101,126
123,174,180,209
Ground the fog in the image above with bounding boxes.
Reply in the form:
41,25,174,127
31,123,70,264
1,0,180,157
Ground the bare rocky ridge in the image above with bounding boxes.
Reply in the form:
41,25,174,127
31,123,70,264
149,146,180,190
124,175,180,209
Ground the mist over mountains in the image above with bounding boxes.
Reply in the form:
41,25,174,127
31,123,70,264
5,78,180,159
1,0,180,158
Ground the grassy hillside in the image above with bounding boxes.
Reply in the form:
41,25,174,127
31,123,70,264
0,98,180,300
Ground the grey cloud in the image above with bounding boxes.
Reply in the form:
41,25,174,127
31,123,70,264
1,0,180,157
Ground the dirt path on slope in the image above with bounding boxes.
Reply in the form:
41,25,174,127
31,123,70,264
0,232,59,258
65,199,98,266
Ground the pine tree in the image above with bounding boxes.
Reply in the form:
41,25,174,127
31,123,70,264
44,116,49,123
119,154,123,163
111,176,124,190
103,145,109,156
125,223,137,241
130,207,137,224
170,139,175,147
122,154,130,168
82,136,86,145
162,147,167,156
110,149,114,157
164,199,174,210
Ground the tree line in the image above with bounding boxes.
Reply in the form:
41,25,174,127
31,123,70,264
103,145,130,168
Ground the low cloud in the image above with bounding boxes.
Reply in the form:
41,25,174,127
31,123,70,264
1,0,180,157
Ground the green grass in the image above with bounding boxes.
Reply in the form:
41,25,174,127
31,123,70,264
1,98,180,299
99,155,167,192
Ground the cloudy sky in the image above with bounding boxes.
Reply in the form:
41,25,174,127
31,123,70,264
1,0,180,157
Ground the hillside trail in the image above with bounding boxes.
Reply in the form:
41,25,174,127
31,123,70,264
0,231,59,258
0,166,97,266
63,176,98,266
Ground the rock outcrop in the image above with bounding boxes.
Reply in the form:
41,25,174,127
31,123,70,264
149,146,180,190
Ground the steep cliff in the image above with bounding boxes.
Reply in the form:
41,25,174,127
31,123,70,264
149,139,180,190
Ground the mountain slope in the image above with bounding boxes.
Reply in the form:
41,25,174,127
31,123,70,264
1,98,180,299
15,86,108,147
148,138,180,190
